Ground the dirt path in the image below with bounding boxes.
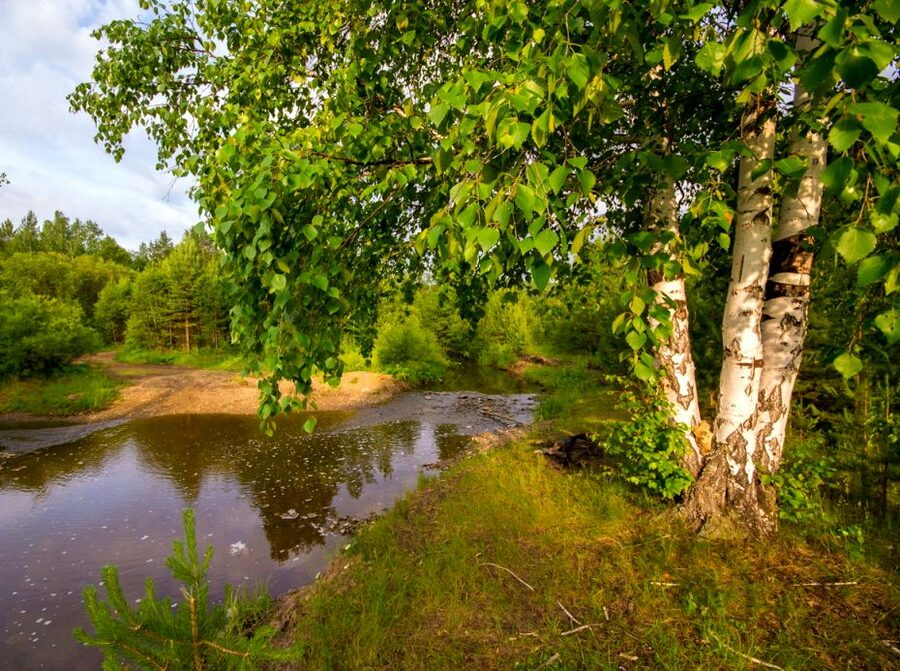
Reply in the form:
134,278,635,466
74,352,402,422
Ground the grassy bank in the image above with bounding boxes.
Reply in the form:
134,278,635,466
0,364,123,416
115,347,245,371
271,362,898,670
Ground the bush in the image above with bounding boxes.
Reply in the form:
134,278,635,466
472,291,536,367
0,292,99,378
94,277,132,343
374,315,448,384
594,385,693,499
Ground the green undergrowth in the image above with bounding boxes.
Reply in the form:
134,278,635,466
519,358,623,431
274,444,898,670
115,347,245,371
0,363,123,415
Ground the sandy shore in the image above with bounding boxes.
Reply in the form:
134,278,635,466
1,352,403,424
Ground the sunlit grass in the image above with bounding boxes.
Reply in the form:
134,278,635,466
276,439,898,670
0,364,123,415
115,347,245,371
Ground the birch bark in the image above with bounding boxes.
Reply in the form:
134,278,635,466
685,94,777,535
756,34,826,475
647,178,704,476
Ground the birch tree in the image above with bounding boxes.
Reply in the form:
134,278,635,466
71,0,898,534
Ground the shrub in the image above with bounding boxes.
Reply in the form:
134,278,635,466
0,292,99,378
594,384,693,499
374,314,448,384
472,291,536,367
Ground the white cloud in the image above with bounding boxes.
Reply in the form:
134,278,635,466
0,0,198,249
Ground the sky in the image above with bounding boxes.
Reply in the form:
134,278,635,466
0,0,198,250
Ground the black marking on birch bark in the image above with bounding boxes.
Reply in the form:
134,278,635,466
770,234,814,275
763,281,810,301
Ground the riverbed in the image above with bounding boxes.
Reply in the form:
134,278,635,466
0,387,535,670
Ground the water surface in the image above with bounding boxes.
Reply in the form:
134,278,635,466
0,390,533,670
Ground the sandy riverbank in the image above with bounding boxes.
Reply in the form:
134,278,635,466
0,352,403,425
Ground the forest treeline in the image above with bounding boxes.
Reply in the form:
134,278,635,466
0,210,230,377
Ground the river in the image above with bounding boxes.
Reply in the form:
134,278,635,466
0,377,535,670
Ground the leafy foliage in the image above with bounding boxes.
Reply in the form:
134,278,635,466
595,383,693,499
0,292,99,378
374,314,448,384
75,509,292,670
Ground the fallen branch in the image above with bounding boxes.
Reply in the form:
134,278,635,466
793,580,859,587
479,562,535,592
561,623,597,637
881,640,900,655
715,638,784,670
534,652,560,670
650,581,679,587
557,600,581,626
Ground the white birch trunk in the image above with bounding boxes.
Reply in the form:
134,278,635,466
757,35,826,475
685,95,778,535
647,179,704,475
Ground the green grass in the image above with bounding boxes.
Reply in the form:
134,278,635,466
0,364,123,415
115,347,245,371
276,443,897,670
519,358,624,430
269,359,898,670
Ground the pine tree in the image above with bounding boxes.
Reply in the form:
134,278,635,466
75,510,294,670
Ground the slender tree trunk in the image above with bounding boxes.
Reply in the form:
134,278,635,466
756,36,826,474
685,94,778,536
647,178,704,475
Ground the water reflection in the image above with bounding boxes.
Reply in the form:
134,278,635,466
0,391,529,670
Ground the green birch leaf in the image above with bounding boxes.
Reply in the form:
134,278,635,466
634,360,655,381
856,255,891,287
874,0,900,22
531,261,552,290
548,165,570,193
566,53,590,90
874,310,899,345
833,226,876,264
775,156,807,178
833,352,863,378
848,102,899,144
817,10,845,48
577,169,596,195
626,330,647,351
822,156,853,192
828,118,861,152
695,41,727,76
534,228,558,256
477,227,500,250
871,211,898,234
303,416,317,433
783,0,824,31
515,183,541,216
837,53,878,89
